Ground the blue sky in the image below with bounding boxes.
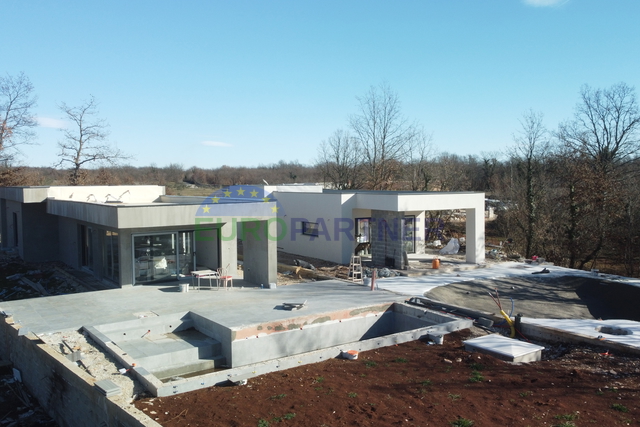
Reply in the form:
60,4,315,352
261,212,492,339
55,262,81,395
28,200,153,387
3,0,639,169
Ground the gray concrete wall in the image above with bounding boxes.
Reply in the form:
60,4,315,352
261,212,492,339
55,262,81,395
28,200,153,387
194,226,219,270
0,318,160,427
58,217,80,269
47,199,275,230
242,219,277,286
189,311,233,366
229,310,433,366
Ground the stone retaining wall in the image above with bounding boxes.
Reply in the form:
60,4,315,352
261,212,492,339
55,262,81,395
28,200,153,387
0,317,158,427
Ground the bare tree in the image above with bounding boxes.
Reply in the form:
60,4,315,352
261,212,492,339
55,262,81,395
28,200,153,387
477,152,501,193
431,153,472,191
558,82,640,176
0,72,38,163
316,129,363,189
350,83,419,190
404,129,434,191
57,96,130,185
556,83,640,269
505,110,551,259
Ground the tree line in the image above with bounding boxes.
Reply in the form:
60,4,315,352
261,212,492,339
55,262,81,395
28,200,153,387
2,73,640,276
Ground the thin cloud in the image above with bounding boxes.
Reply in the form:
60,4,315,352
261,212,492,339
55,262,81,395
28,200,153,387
36,117,67,129
201,140,233,147
523,0,568,6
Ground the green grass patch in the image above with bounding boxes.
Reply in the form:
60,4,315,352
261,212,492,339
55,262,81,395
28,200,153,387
394,357,408,363
450,417,474,427
270,393,286,400
554,413,578,421
364,360,377,368
468,371,484,383
611,403,629,412
469,362,485,371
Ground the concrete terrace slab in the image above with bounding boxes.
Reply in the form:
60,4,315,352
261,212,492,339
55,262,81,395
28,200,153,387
0,280,406,335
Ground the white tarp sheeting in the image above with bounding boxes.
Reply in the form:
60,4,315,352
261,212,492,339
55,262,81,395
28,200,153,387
439,238,460,255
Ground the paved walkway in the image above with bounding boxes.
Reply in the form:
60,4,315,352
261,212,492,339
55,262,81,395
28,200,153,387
375,261,640,296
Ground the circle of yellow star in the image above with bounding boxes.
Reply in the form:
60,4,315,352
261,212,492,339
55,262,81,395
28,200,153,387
237,187,245,196
224,189,232,197
250,189,259,197
202,205,211,213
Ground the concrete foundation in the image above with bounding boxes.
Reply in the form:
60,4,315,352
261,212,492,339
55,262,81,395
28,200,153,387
0,280,471,425
84,302,472,397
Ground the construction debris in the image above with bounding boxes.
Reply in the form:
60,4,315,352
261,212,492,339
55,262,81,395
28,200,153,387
293,259,316,270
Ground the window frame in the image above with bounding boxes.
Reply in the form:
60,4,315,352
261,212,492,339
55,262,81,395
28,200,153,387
302,221,319,237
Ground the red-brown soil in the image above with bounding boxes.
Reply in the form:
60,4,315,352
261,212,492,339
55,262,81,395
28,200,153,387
134,330,640,427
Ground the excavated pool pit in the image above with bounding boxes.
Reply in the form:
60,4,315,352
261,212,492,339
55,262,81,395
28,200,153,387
84,302,472,396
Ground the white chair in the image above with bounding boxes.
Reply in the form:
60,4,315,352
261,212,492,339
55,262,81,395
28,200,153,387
217,266,233,290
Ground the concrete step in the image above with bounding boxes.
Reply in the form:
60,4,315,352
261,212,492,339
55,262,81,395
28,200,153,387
153,355,227,381
116,329,223,372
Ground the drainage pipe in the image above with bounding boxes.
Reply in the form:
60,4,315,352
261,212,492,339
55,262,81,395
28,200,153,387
499,310,516,338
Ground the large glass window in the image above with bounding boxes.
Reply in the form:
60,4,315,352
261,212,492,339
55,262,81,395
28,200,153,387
402,216,416,254
104,231,119,282
355,218,370,243
178,231,194,276
81,225,94,270
133,232,193,284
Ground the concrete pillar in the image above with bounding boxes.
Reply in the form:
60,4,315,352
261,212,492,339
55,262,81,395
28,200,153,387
415,211,426,254
118,229,134,287
465,207,485,264
241,219,277,285
219,221,238,279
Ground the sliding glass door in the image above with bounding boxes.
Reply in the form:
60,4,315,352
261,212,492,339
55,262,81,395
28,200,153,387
133,231,194,284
